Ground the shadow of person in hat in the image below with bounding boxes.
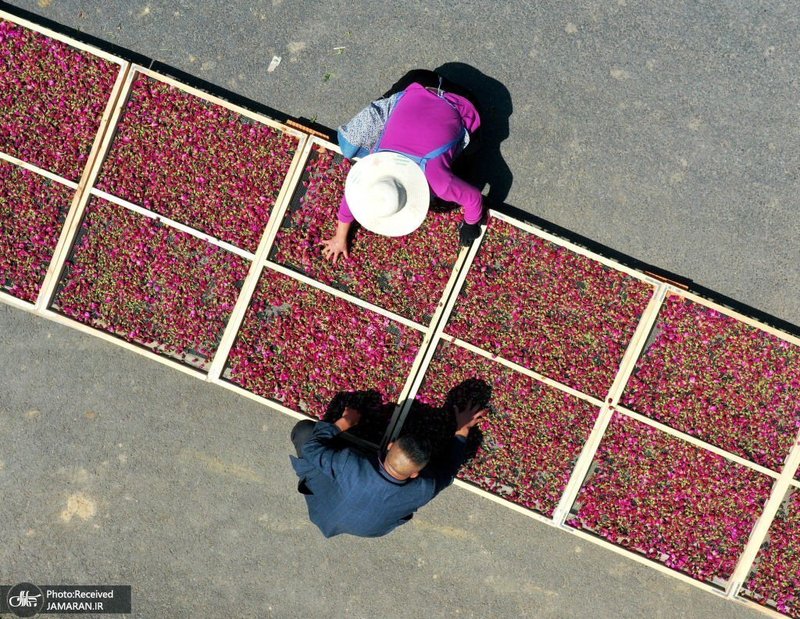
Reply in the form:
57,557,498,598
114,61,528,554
432,63,513,207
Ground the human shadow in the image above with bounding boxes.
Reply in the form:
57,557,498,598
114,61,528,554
380,65,513,207
397,378,492,467
323,389,395,447
434,62,514,206
322,379,491,474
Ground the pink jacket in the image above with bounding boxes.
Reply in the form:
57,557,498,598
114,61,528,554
338,83,483,225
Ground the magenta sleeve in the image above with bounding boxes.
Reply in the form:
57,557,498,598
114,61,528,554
337,194,356,224
426,163,484,224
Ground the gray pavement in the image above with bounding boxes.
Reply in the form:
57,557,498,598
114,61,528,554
1,0,796,617
0,305,761,618
5,0,799,326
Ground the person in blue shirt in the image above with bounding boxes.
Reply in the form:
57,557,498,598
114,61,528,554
290,402,486,538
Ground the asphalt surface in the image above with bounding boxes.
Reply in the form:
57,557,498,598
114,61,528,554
0,305,761,618
6,0,799,326
1,0,795,617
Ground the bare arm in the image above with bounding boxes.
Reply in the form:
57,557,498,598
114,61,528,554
320,220,352,263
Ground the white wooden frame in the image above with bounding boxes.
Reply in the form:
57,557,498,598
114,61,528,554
0,152,79,191
213,135,474,449
0,9,125,65
661,289,800,615
34,65,309,380
205,135,317,381
0,9,130,312
259,136,470,328
0,153,78,313
0,50,470,450
393,208,800,618
391,236,664,522
2,15,799,615
734,484,800,617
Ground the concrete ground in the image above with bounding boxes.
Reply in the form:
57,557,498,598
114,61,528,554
2,0,796,617
6,0,798,327
0,306,762,618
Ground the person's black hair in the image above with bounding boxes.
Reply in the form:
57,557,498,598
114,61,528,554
395,435,432,468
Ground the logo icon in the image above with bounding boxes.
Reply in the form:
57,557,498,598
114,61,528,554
6,583,44,617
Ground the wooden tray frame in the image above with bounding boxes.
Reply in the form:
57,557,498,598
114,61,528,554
735,485,800,617
390,208,800,616
0,153,77,312
34,65,309,380
1,14,799,615
0,9,130,312
213,135,474,449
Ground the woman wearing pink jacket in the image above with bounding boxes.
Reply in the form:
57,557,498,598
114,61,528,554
321,70,486,262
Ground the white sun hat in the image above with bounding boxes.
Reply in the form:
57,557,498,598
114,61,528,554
344,151,430,237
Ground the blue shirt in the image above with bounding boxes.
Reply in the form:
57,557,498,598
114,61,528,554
290,421,467,538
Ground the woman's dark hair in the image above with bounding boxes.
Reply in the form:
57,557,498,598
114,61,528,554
395,435,433,468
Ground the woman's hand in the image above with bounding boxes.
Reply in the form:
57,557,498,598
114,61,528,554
320,236,349,263
320,221,352,263
459,221,482,246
